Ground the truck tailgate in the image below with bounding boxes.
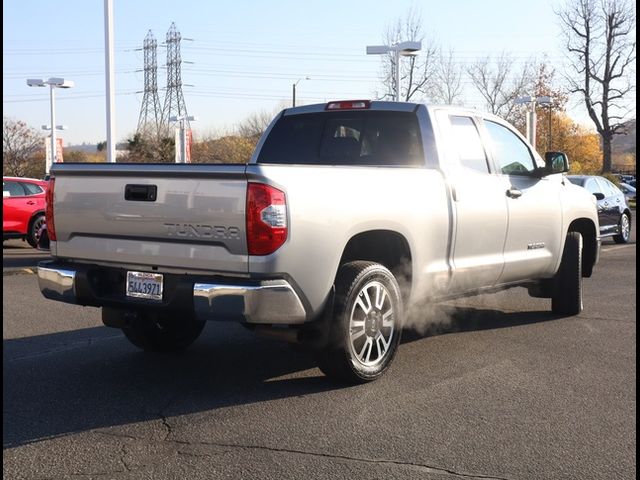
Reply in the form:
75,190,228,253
51,164,248,274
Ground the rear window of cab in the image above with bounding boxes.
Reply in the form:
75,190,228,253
257,111,424,167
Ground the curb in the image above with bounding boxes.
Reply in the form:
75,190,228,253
3,268,37,276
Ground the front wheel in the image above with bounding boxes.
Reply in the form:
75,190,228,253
26,214,45,248
613,212,631,244
317,261,403,383
551,231,583,315
121,310,205,352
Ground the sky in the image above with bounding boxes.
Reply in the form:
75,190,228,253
2,0,632,146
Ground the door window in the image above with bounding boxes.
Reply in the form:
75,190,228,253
485,121,537,175
583,178,602,195
449,116,490,173
3,181,26,197
21,182,43,195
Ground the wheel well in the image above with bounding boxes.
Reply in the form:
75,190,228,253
339,230,412,298
567,218,597,278
28,211,45,230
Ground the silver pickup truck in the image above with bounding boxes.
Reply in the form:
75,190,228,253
38,100,600,383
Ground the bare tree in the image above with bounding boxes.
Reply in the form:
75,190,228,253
430,48,465,104
236,109,275,139
558,0,636,173
377,7,439,101
3,117,44,177
467,54,535,122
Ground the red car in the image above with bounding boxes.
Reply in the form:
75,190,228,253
3,176,48,248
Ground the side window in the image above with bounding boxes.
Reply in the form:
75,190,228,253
584,178,602,195
602,179,621,196
3,181,26,197
449,116,490,173
595,178,616,197
21,182,44,196
484,120,536,175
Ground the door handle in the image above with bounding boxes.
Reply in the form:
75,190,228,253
506,188,522,199
26,201,36,205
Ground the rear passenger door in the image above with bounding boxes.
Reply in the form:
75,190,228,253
481,120,563,284
436,112,508,293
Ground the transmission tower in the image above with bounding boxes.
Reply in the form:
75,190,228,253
136,30,163,137
162,22,190,129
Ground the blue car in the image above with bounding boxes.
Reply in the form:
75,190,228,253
567,175,632,244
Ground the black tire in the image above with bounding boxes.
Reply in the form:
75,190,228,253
122,310,205,353
613,212,631,244
551,231,583,315
316,261,403,383
26,214,45,248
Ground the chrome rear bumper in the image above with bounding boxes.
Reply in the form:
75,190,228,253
37,263,307,324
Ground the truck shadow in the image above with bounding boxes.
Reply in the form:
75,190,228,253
4,306,561,448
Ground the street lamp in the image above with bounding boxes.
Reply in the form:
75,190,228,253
169,115,197,163
292,77,310,107
27,77,74,173
515,95,552,150
366,41,421,101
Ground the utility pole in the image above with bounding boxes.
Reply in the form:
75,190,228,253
292,77,309,107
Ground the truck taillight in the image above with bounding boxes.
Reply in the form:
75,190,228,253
246,183,287,255
45,178,56,241
325,100,371,110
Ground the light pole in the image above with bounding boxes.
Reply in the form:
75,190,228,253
292,77,309,107
169,115,197,163
515,95,551,150
104,0,116,163
366,41,421,101
27,77,74,173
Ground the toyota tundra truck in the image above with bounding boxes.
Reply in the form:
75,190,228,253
37,100,600,383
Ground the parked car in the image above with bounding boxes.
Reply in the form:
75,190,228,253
2,176,48,248
567,175,631,243
619,182,636,202
629,179,636,188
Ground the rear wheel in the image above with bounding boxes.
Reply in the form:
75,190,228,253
26,214,45,248
551,231,583,315
613,212,631,244
121,310,205,352
317,261,403,383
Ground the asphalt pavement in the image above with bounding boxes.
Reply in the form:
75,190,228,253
2,225,636,479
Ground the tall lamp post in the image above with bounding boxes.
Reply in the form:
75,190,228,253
292,77,310,107
366,41,421,101
515,95,551,150
27,77,74,173
170,115,197,163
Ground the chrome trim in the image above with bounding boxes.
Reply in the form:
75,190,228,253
193,280,307,324
37,265,77,304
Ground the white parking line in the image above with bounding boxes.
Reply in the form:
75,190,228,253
601,244,636,253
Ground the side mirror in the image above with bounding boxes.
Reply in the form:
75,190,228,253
544,151,570,175
593,193,605,201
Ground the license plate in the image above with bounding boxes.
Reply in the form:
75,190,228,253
126,271,163,301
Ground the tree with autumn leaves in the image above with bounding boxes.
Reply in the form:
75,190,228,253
522,62,604,174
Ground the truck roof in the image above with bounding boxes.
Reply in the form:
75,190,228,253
282,100,500,123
